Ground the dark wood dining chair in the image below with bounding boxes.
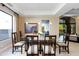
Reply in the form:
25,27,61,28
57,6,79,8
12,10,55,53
57,34,70,54
27,35,39,56
38,34,45,54
12,32,25,54
19,31,24,41
25,36,30,52
42,35,56,56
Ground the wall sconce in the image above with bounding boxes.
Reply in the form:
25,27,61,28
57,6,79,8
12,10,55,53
50,22,52,25
38,22,40,25
26,22,28,24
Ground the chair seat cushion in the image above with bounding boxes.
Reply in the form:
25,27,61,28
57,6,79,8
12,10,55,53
57,42,67,46
43,45,54,54
27,45,38,54
14,41,25,46
34,37,38,40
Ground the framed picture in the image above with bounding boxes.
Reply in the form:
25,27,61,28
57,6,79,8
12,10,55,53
41,20,49,35
25,23,38,33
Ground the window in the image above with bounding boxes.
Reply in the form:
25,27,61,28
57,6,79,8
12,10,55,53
70,18,76,34
0,11,12,41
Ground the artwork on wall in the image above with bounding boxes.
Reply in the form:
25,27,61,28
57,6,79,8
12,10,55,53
41,20,49,35
25,23,38,33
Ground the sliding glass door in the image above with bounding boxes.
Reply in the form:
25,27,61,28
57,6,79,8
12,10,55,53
0,11,12,41
0,11,13,55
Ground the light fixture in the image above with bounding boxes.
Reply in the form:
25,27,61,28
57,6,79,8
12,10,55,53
38,22,40,24
50,22,52,24
26,22,28,24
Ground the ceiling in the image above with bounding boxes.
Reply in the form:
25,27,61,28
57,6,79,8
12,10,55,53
4,3,79,16
63,9,79,16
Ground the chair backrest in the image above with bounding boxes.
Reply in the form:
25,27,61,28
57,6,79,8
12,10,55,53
12,32,18,47
59,35,64,42
64,33,70,46
45,35,56,44
19,31,22,37
44,35,56,54
26,35,38,45
26,35,39,55
19,31,22,41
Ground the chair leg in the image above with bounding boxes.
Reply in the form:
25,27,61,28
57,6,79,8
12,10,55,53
12,47,14,54
65,46,66,50
25,44,28,51
59,46,61,54
15,46,17,51
21,46,23,54
67,46,69,54
25,44,26,51
54,54,55,56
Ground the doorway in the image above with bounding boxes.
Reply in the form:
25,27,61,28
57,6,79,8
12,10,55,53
59,16,76,42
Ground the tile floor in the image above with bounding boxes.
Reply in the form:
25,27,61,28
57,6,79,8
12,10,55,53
0,42,79,56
